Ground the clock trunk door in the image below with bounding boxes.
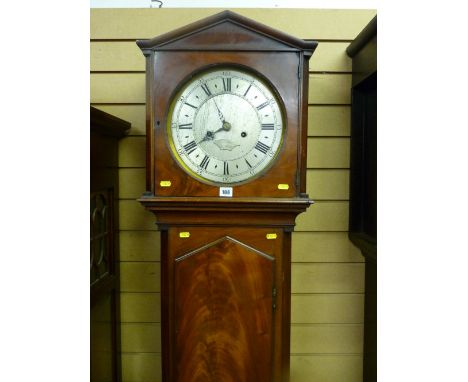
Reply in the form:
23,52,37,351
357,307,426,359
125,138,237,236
173,235,275,382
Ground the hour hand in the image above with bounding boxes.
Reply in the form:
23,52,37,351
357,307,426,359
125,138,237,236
196,130,215,144
212,121,232,135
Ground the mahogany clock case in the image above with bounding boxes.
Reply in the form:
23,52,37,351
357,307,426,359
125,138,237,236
136,11,318,382
137,11,317,198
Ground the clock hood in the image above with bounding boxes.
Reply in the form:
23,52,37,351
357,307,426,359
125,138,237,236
136,10,318,54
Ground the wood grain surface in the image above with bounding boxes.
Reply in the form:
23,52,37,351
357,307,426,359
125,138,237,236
174,237,274,382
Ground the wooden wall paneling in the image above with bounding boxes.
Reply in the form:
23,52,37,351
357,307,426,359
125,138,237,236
307,138,350,168
119,231,160,261
291,324,363,353
118,168,145,199
90,8,376,40
118,137,145,167
120,293,161,323
91,42,145,72
91,73,145,104
308,74,352,104
291,263,364,293
89,7,376,381
121,353,162,382
306,169,349,200
295,201,349,232
121,323,161,353
290,355,363,382
118,200,156,231
308,106,350,136
292,232,363,262
120,262,160,292
309,42,352,72
291,294,364,324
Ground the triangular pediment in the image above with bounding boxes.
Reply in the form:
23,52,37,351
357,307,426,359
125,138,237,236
137,10,317,53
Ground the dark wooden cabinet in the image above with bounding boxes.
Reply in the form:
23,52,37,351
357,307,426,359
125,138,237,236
137,11,316,382
90,106,130,382
346,15,377,382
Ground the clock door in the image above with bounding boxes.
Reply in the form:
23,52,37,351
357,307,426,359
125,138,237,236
170,229,277,382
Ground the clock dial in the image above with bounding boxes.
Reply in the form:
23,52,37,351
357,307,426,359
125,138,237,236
167,67,285,185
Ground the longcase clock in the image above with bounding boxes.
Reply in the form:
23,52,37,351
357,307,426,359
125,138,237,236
137,11,317,382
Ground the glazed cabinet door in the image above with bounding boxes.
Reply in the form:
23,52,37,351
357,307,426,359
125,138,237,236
163,227,285,382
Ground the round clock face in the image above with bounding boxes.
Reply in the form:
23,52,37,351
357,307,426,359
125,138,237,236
167,67,285,185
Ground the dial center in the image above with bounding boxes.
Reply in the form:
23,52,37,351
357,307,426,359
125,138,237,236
193,93,261,161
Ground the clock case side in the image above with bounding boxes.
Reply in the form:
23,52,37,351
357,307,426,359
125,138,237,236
141,49,156,195
137,10,317,199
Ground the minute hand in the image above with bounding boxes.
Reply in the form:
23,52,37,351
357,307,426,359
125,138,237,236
212,98,226,123
212,98,232,132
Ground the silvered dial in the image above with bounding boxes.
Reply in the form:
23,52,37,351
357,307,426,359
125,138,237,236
168,67,284,185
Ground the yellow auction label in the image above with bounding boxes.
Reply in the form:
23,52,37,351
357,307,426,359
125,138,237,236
266,233,277,240
277,184,289,190
179,232,190,238
160,180,172,187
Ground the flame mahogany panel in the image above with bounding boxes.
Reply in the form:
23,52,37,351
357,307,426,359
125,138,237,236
174,237,274,382
162,226,287,382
